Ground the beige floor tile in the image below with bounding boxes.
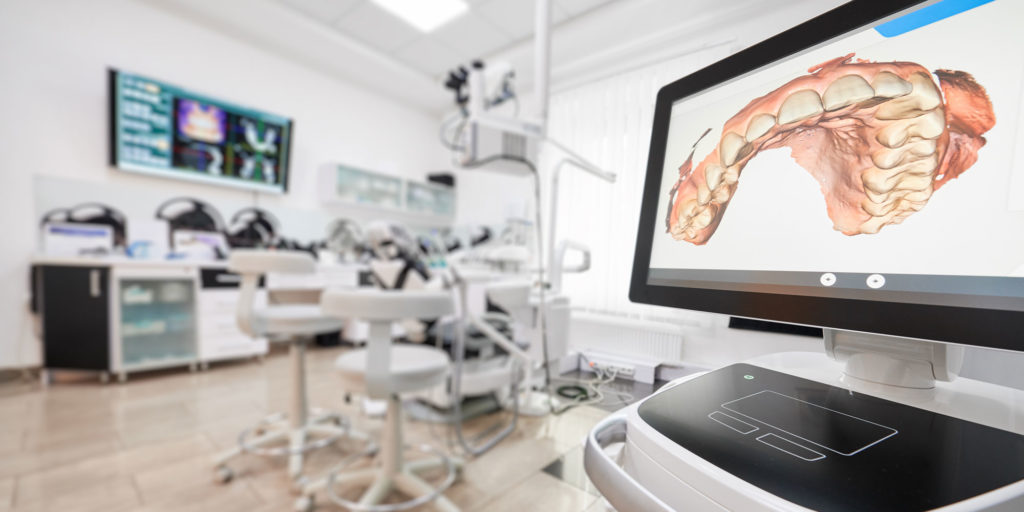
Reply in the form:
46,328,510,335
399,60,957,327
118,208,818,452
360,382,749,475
584,497,613,512
12,475,140,512
459,432,566,504
0,432,21,457
475,472,597,512
519,405,608,451
0,477,13,511
21,422,119,454
0,346,620,512
0,433,119,479
133,453,224,504
132,479,262,512
14,434,212,504
241,468,297,506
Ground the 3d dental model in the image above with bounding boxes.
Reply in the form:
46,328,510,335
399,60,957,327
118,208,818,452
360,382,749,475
665,54,995,244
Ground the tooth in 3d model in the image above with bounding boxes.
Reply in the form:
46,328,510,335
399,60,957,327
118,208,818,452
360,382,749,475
665,54,995,245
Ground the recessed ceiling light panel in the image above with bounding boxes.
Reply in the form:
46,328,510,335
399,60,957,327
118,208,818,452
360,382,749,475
371,0,469,32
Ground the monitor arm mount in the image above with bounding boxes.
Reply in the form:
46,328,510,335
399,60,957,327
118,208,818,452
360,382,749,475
823,329,964,389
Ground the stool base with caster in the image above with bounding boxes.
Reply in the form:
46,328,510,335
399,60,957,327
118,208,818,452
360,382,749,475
211,250,371,487
213,406,370,486
316,288,467,511
297,394,463,511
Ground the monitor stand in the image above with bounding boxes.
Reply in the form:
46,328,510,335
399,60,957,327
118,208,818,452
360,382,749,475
822,329,964,389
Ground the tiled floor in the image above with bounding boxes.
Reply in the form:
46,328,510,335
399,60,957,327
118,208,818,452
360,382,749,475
0,347,622,511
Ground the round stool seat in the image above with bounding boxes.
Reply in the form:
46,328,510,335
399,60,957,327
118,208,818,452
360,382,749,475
321,288,453,320
335,345,450,396
254,305,343,336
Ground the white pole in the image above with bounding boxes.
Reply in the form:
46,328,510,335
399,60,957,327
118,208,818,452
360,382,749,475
534,0,552,132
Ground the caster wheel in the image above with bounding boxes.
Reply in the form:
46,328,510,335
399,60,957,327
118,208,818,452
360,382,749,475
214,465,234,484
294,495,314,512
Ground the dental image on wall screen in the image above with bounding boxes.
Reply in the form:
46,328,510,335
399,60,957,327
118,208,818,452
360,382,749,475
650,0,1024,290
113,71,291,194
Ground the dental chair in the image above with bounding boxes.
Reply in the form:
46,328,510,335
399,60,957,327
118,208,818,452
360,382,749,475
365,223,522,446
298,288,461,512
213,249,366,486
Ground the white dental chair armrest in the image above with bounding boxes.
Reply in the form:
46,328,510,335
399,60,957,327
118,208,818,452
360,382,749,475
556,240,591,274
550,240,591,293
584,414,675,512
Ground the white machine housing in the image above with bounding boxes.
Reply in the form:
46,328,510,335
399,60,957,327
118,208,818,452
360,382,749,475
584,351,1024,511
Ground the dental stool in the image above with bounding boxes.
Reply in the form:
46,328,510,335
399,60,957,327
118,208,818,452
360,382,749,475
299,288,462,512
213,249,367,486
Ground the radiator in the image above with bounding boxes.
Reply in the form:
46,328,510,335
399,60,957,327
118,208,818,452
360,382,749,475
567,310,695,365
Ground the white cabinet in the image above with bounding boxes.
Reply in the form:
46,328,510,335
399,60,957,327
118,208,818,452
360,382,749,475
197,267,268,364
110,265,199,380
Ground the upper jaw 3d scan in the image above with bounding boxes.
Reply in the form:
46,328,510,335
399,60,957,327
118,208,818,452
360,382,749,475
665,54,995,245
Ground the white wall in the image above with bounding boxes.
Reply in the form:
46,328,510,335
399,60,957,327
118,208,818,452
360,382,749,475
0,0,447,368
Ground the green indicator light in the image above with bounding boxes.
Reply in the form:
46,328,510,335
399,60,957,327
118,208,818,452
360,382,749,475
744,375,755,380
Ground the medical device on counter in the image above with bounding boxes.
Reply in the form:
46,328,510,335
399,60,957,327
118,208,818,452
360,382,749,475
41,202,127,250
40,222,115,257
585,1,1024,510
324,218,368,263
226,207,280,248
155,197,228,259
156,197,225,237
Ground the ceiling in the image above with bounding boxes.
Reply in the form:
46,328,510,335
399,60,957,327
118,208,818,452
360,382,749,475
140,0,842,114
276,0,618,80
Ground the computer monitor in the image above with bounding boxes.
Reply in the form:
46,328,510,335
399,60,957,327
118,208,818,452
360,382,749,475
630,0,1024,354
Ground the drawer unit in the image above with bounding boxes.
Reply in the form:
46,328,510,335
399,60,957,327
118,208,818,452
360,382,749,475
197,267,268,364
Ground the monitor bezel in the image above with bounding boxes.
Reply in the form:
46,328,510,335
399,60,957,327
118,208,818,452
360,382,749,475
629,0,1024,352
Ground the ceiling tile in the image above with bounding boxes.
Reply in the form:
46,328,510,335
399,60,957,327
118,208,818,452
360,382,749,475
475,0,571,41
555,0,616,17
432,11,513,63
333,2,422,53
395,36,465,78
278,0,360,24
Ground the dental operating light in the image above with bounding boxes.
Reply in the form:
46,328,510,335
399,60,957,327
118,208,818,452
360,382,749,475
371,0,468,32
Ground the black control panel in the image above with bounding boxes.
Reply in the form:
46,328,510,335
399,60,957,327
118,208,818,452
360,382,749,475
639,364,1024,511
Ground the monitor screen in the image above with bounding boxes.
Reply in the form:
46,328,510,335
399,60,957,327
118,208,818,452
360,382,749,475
631,0,1024,351
109,69,292,194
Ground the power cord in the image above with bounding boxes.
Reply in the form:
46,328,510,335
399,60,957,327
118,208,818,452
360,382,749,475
551,353,635,409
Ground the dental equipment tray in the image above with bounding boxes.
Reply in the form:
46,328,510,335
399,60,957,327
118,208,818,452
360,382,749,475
638,364,1024,511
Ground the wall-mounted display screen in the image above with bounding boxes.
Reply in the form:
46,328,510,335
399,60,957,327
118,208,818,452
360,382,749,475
109,69,292,194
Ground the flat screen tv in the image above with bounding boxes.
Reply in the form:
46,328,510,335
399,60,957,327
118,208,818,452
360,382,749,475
109,69,293,194
630,0,1024,351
